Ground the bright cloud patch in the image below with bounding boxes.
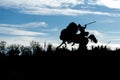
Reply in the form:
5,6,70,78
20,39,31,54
0,0,120,16
0,0,84,8
20,8,120,16
88,0,120,9
0,22,47,28
87,30,103,38
0,27,46,36
0,22,49,36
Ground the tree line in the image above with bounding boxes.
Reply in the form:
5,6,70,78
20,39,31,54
0,41,120,56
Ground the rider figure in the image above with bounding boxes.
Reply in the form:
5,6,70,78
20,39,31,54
58,21,97,49
66,22,89,45
78,24,89,37
66,22,78,43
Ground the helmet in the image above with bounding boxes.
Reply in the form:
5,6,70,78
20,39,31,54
67,22,78,32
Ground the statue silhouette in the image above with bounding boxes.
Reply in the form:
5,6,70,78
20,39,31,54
57,22,98,50
58,22,78,48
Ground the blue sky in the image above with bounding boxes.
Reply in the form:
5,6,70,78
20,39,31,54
0,0,120,49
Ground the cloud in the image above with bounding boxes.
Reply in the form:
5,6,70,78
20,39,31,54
105,32,120,42
0,0,84,8
21,22,48,28
0,0,120,16
0,27,47,36
86,41,120,50
0,35,60,47
0,36,37,46
20,7,120,16
0,22,63,37
88,0,120,9
99,19,117,23
42,27,58,32
108,31,120,34
0,22,48,36
87,30,103,37
0,22,47,29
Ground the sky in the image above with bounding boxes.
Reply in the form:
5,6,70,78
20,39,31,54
0,0,120,49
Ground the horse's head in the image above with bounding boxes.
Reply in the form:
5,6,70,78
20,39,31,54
88,34,98,43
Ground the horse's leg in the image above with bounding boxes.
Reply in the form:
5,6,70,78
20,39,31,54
78,38,88,50
71,42,75,46
57,41,66,48
85,38,89,46
57,42,64,48
64,42,67,48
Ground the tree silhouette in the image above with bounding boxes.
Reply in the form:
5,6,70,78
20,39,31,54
30,41,44,56
6,44,20,56
0,41,6,56
20,45,32,56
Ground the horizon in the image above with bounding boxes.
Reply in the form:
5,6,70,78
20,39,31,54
0,0,120,50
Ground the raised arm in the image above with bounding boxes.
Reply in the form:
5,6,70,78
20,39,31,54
84,24,87,29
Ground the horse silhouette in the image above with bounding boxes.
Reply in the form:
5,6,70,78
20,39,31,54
58,22,78,48
57,22,98,50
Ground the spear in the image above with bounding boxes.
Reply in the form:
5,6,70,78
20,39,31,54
83,21,96,27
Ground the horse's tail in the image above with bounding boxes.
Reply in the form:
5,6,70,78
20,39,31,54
58,29,69,48
88,34,98,43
